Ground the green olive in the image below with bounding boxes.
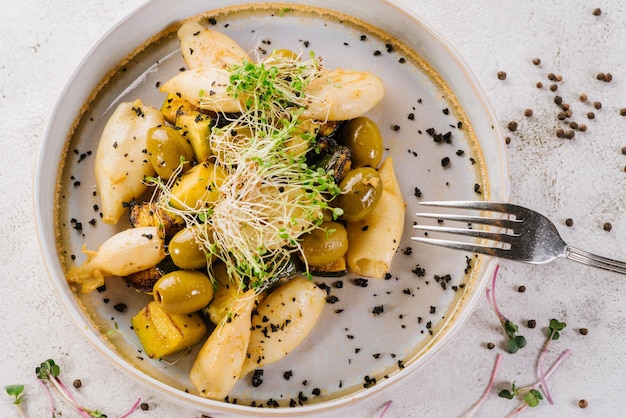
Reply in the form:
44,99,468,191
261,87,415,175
336,167,383,222
300,221,348,266
146,125,194,179
153,270,214,314
340,117,383,168
169,227,213,270
169,161,226,210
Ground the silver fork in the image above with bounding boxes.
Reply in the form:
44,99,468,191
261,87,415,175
412,201,626,275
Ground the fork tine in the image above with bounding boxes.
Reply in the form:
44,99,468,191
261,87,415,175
415,212,521,230
413,224,517,243
411,236,512,259
418,200,526,218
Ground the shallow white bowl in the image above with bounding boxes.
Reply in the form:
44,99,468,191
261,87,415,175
35,0,509,415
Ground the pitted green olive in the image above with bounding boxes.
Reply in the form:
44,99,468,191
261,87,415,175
153,270,214,314
300,221,348,266
339,117,383,168
336,167,383,222
169,227,214,270
146,125,194,179
169,161,226,210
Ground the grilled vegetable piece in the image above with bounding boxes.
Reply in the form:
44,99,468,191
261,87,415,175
204,262,241,325
128,201,185,238
131,301,207,359
67,226,166,293
190,290,256,399
313,144,351,183
241,277,326,375
177,21,251,70
123,255,178,292
309,256,348,277
95,99,164,224
160,93,196,125
175,108,214,163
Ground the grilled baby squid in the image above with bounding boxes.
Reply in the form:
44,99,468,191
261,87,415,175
95,99,164,224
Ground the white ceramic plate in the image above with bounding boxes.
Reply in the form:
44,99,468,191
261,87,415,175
35,0,509,415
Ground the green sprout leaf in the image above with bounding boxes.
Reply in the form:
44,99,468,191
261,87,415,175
498,389,515,400
524,389,544,407
548,319,566,340
5,384,24,404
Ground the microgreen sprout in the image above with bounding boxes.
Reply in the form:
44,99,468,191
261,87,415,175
35,359,141,418
497,349,572,417
485,265,526,353
463,354,502,418
153,50,339,294
537,319,567,404
5,384,27,418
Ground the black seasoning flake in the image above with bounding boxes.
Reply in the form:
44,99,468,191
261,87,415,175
430,306,436,314
414,187,422,198
372,305,384,316
373,50,382,56
208,16,217,25
363,375,377,388
114,303,127,313
251,369,264,387
333,280,344,289
312,388,321,396
412,265,426,277
403,247,413,255
353,278,369,287
283,370,293,380
441,156,450,167
326,295,339,304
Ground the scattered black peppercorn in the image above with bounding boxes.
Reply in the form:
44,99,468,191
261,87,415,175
579,399,589,409
141,403,150,411
565,130,576,139
547,73,556,81
580,93,588,102
550,84,558,92
536,81,543,89
579,124,588,132
565,218,574,227
527,319,537,328
556,128,565,138
580,327,589,335
517,285,526,293
487,342,495,349
505,136,511,145
603,222,612,231
507,121,518,132
554,96,563,105
620,108,626,116
497,71,507,80
594,101,602,109
533,58,541,66
587,112,595,119
73,379,82,389
621,146,626,155
524,108,533,117
593,7,601,16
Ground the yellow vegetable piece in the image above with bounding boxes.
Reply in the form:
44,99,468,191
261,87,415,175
160,93,196,125
175,108,214,162
131,301,207,359
169,161,226,210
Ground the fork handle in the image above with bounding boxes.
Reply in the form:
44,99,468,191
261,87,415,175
565,246,626,275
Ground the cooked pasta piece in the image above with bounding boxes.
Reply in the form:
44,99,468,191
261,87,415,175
345,157,405,278
190,290,256,399
67,226,166,293
95,99,163,224
178,21,251,70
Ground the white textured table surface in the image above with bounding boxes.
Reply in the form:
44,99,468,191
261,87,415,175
2,1,625,417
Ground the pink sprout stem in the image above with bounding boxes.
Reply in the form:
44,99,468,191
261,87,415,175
51,376,91,418
120,397,142,418
485,265,508,323
507,349,572,417
378,400,393,418
464,353,502,418
38,378,56,415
